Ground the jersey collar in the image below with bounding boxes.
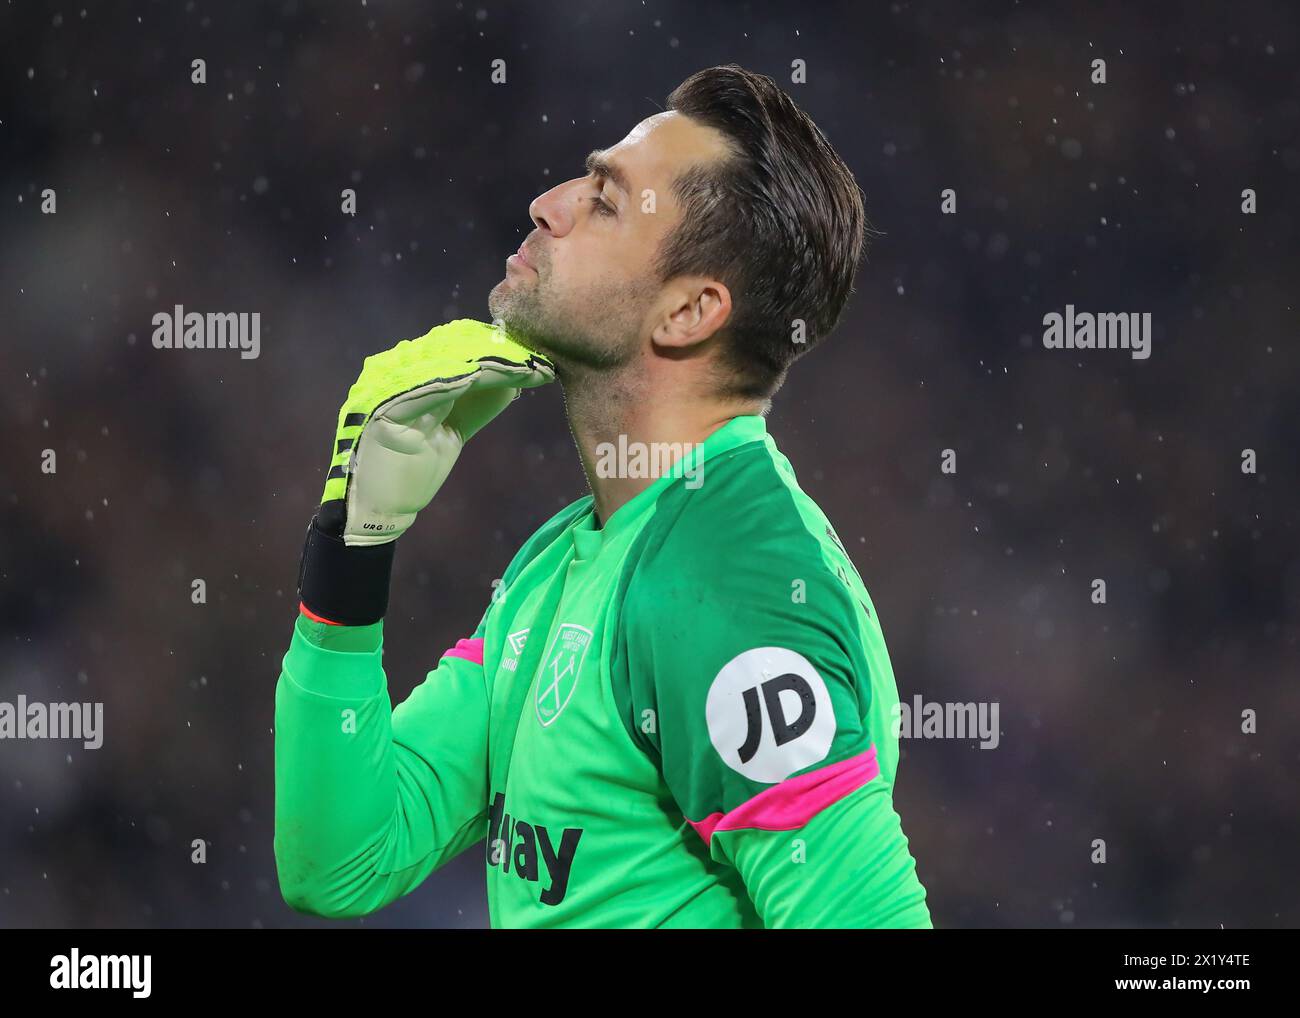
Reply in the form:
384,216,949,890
571,414,769,558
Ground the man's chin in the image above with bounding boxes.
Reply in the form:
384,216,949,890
486,302,548,359
502,325,555,361
486,280,521,330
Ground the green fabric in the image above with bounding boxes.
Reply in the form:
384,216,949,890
296,613,382,655
276,415,931,927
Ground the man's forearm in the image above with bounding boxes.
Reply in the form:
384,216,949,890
275,614,409,917
275,612,492,919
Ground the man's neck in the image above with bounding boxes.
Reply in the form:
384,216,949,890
559,362,761,526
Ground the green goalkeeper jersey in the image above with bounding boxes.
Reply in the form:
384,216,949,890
275,414,931,928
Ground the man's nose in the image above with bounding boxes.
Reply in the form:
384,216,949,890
528,178,584,239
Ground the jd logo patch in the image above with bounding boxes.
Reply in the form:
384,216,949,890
535,623,592,727
705,647,836,782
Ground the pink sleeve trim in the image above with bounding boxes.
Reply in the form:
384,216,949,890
687,745,880,846
441,637,485,666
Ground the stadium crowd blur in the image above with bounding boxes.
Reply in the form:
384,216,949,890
2,1,1296,928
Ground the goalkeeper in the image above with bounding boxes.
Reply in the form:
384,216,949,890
275,65,931,928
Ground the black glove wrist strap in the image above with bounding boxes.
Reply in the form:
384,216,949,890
296,512,396,626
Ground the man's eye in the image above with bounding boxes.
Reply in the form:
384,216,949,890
589,195,616,217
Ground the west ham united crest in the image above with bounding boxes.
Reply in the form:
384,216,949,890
535,623,593,727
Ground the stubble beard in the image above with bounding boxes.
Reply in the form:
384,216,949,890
488,260,650,375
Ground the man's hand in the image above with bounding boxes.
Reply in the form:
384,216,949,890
319,318,554,545
297,319,554,625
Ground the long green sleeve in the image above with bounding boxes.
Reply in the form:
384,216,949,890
274,613,490,918
710,782,932,928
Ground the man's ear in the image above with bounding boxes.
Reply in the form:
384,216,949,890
651,277,732,351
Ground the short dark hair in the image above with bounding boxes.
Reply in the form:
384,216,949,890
659,64,869,399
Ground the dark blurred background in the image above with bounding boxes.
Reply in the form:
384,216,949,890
1,0,1296,929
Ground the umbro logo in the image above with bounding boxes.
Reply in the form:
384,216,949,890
501,629,529,672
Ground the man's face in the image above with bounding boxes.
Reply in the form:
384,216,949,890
488,110,729,371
